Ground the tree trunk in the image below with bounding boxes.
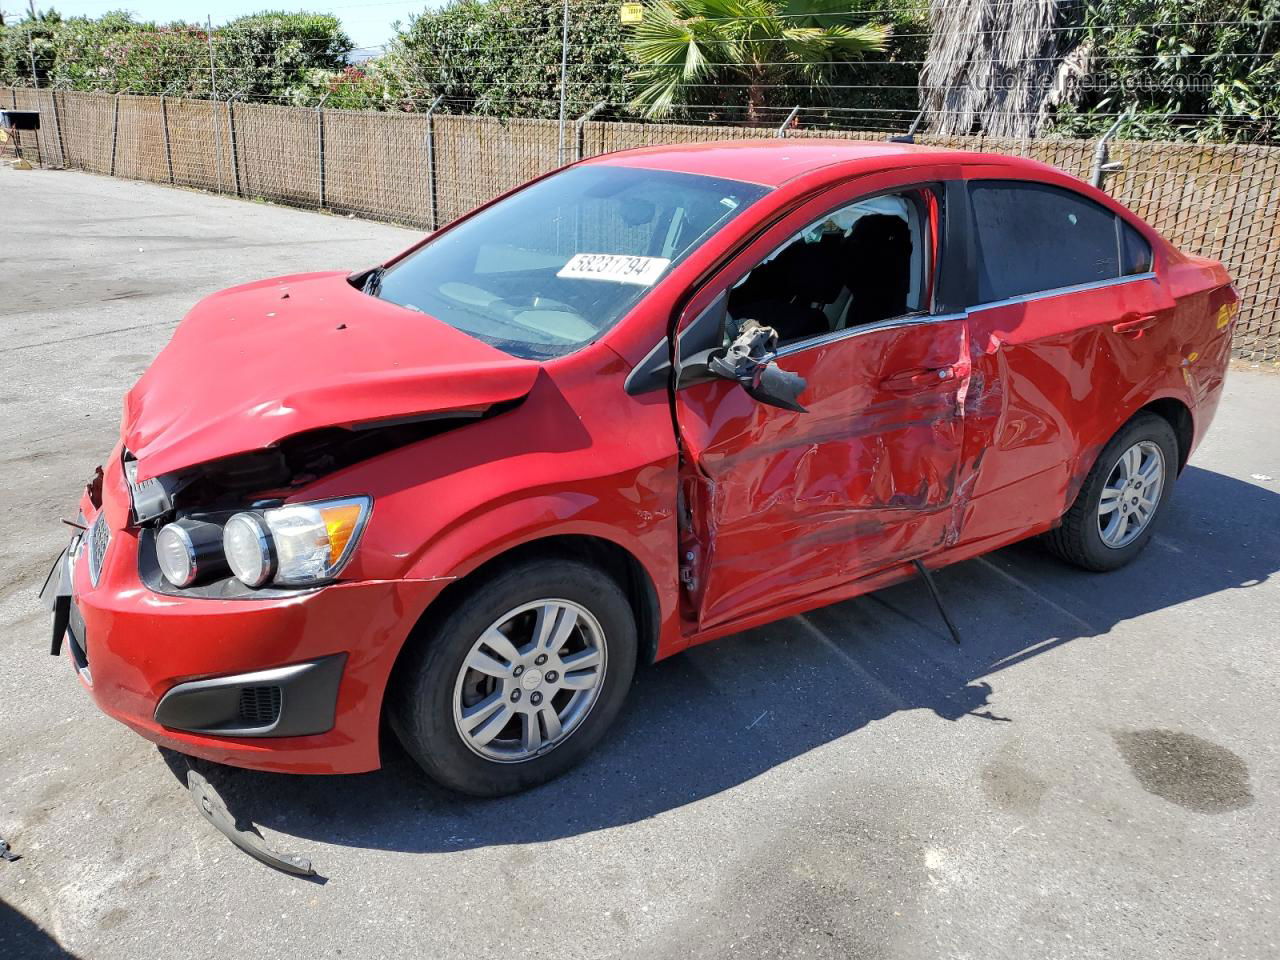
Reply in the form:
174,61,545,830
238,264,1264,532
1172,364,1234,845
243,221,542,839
920,0,1079,138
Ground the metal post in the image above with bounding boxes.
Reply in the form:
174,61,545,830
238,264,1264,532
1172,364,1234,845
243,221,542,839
49,90,67,168
226,99,241,197
1090,112,1128,190
160,95,175,184
28,42,39,89
556,0,570,166
316,92,329,209
423,93,444,231
775,105,800,138
573,100,607,162
108,93,120,176
206,15,218,99
207,15,224,194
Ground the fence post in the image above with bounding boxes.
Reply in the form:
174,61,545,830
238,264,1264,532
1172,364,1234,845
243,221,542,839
160,95,175,184
573,101,607,162
206,15,225,194
1090,111,1130,190
423,93,444,230
556,0,570,166
47,90,67,168
108,94,121,177
226,100,242,197
316,93,329,209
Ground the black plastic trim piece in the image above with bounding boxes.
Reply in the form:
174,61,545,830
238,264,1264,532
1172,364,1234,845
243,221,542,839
939,179,976,313
674,290,729,388
623,335,671,396
154,654,347,738
186,767,317,876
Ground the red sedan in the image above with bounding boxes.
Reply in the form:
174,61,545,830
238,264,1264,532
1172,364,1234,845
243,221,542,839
43,140,1237,796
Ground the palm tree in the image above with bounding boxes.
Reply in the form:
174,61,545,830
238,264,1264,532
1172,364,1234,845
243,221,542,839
920,0,1072,138
627,0,890,123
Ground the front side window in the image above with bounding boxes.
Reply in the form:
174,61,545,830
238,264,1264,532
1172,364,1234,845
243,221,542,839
372,165,769,359
970,180,1139,303
727,190,931,346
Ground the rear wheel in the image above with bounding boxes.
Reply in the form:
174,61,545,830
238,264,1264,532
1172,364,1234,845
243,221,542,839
1043,413,1179,572
389,558,637,796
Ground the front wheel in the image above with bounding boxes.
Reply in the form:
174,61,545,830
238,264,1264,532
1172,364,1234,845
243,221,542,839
389,558,637,796
1043,412,1179,572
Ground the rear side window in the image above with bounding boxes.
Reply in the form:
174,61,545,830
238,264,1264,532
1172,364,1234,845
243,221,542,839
970,181,1124,303
1121,222,1153,275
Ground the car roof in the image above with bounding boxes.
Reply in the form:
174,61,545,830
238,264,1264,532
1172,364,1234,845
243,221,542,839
585,138,1043,188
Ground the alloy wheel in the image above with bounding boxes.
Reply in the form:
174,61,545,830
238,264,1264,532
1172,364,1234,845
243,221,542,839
1097,439,1165,549
452,599,607,763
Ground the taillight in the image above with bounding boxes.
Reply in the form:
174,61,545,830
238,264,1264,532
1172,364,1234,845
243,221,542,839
1208,283,1240,332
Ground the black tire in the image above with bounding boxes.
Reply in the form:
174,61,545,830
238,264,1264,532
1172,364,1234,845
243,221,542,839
1043,412,1179,572
388,557,637,797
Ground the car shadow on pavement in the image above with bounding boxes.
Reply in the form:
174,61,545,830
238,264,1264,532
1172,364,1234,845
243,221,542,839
0,898,82,959
163,464,1277,857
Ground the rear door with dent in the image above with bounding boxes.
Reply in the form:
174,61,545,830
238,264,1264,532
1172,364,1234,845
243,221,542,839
954,173,1180,546
672,167,970,630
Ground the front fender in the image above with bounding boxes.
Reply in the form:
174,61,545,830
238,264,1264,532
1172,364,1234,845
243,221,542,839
401,491,682,654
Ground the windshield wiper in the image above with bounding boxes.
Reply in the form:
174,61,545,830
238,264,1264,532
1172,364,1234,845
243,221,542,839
362,266,386,298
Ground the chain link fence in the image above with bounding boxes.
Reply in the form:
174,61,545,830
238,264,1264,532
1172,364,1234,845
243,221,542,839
4,86,1278,361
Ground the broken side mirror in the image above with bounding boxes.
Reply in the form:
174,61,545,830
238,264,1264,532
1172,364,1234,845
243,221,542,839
707,319,808,413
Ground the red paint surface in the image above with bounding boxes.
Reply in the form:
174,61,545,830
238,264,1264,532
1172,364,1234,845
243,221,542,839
66,140,1235,774
124,272,540,482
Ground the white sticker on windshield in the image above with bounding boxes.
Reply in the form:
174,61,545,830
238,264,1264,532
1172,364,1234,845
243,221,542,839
557,253,671,286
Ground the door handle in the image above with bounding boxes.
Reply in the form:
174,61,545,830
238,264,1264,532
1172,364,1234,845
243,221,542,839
1113,312,1158,337
880,366,955,393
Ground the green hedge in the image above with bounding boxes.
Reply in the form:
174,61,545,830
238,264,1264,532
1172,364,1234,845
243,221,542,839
1046,0,1280,143
375,0,926,123
3,1,1275,143
0,10,351,104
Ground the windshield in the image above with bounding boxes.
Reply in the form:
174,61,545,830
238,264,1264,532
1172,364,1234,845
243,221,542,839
371,165,770,359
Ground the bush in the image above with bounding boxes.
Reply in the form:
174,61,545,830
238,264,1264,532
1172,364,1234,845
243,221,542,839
214,12,353,102
0,9,60,88
50,13,211,96
0,9,351,103
380,0,632,117
1046,0,1280,143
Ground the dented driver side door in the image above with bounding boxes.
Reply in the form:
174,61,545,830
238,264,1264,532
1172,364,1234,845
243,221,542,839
673,172,970,630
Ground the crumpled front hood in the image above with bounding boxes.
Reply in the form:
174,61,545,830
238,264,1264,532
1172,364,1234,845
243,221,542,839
124,271,540,481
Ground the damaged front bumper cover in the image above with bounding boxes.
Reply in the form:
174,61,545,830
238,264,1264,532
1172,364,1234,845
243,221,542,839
186,765,317,877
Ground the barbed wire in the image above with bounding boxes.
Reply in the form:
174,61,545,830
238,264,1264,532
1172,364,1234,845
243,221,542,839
7,6,1279,146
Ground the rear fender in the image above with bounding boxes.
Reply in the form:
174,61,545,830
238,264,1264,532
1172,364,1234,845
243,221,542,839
1065,384,1197,508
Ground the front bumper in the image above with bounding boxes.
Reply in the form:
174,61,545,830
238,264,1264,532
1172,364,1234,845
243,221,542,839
48,453,443,774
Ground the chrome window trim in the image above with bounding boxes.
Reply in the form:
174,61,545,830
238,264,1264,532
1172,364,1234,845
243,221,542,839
775,310,967,358
967,271,1156,313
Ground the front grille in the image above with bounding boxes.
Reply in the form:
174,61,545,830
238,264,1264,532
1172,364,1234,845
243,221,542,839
237,686,282,728
87,512,111,587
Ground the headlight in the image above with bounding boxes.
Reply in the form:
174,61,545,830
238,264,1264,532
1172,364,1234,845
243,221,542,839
156,519,227,587
224,497,371,588
223,513,275,587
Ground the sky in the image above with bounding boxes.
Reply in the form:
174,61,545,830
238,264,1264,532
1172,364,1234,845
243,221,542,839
10,0,440,50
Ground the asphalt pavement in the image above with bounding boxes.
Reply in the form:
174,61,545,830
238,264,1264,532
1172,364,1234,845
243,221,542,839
2,165,1278,960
